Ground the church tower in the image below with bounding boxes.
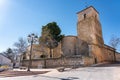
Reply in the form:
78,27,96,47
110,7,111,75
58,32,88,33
77,6,104,46
77,6,105,62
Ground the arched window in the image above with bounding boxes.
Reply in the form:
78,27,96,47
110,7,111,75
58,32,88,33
84,14,86,19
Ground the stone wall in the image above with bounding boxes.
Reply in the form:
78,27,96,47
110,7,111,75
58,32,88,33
61,36,77,56
88,44,104,63
22,56,96,68
82,56,95,66
22,57,87,68
25,43,61,59
116,52,120,61
76,39,89,56
103,45,114,62
88,44,117,63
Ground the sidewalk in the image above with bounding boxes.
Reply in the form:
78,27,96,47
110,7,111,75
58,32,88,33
90,62,111,67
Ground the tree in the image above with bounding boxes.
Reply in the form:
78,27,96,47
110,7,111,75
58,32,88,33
14,37,27,54
39,22,64,58
109,35,120,61
109,36,120,49
3,48,15,62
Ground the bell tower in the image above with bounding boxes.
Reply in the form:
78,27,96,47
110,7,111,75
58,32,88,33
77,6,105,62
77,6,104,46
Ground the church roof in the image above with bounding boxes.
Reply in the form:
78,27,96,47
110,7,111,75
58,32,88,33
76,6,99,14
104,44,115,50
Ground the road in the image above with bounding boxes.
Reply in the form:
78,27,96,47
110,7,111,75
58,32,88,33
0,63,120,80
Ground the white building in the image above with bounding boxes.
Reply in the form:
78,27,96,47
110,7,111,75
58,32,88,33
0,54,11,66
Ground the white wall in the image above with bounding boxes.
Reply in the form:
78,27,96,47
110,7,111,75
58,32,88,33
0,54,11,65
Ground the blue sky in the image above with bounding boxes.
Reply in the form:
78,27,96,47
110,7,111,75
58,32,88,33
0,0,120,52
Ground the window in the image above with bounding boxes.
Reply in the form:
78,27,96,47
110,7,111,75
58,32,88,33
84,14,86,19
95,15,97,18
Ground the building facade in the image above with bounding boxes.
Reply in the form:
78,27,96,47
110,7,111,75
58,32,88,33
0,54,11,66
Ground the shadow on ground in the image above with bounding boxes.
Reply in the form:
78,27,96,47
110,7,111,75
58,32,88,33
94,61,120,67
0,71,48,77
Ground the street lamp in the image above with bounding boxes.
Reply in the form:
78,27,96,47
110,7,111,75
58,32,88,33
27,33,38,71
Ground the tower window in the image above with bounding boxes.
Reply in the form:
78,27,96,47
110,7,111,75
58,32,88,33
84,14,86,19
95,15,97,18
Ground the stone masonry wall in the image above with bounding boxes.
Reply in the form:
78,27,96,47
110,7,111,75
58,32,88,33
22,56,95,68
82,57,95,66
103,45,114,62
61,36,77,56
22,57,89,68
116,52,120,61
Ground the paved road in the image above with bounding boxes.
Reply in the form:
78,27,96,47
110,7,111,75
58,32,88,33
0,63,120,80
0,71,48,77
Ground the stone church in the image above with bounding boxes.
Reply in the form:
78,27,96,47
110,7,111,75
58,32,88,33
22,6,119,67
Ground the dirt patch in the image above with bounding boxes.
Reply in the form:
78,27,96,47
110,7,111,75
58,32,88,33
0,71,49,77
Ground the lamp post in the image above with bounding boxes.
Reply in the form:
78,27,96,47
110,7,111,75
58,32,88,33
27,33,38,71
